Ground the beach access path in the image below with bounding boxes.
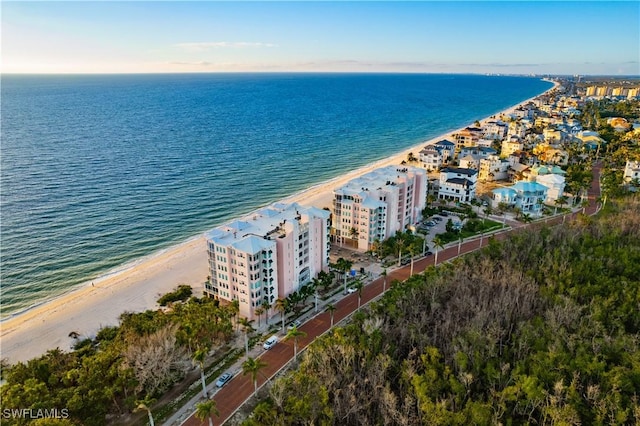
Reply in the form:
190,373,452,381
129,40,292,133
0,83,556,365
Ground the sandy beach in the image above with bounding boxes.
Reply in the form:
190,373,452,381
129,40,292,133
0,82,556,364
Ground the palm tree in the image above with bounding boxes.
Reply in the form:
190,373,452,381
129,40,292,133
336,257,353,294
580,198,590,214
239,317,255,357
229,299,240,331
395,232,407,266
408,241,421,276
381,269,387,293
457,233,464,255
285,325,307,361
242,357,268,397
135,396,157,426
433,236,444,266
325,303,336,327
274,298,288,332
483,205,493,224
555,195,568,211
254,306,264,328
261,300,271,326
348,227,359,247
354,280,364,310
521,213,533,223
195,400,219,426
192,348,208,399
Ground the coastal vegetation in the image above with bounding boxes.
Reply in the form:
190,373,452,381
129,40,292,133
240,195,640,425
0,295,237,425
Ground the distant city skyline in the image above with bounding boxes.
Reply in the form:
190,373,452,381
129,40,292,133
2,1,639,75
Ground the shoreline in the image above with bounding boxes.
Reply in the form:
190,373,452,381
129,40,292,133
0,80,556,364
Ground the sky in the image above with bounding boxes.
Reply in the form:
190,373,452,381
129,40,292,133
2,1,639,75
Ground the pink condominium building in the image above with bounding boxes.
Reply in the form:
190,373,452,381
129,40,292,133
332,165,427,251
205,202,330,320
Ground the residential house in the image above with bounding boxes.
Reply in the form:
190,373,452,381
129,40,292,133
483,120,508,140
502,136,524,158
419,147,444,171
455,127,482,150
479,154,510,182
624,160,640,183
535,174,566,203
438,167,478,203
492,181,548,215
434,139,456,162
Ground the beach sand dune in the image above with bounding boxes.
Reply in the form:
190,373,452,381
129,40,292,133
0,85,555,364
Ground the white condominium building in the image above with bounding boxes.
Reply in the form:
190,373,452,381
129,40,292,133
205,202,330,320
332,165,427,251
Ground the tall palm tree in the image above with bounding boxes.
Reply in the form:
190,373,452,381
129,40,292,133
135,396,157,426
354,280,364,310
395,232,407,266
254,306,264,328
242,357,268,397
433,236,444,266
195,400,219,426
325,304,336,327
381,268,387,293
239,317,255,358
229,299,240,331
285,325,307,361
192,348,208,399
457,233,464,255
274,298,288,332
336,257,353,294
408,241,421,276
261,300,271,326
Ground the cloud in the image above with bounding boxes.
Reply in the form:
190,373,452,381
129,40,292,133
174,42,277,51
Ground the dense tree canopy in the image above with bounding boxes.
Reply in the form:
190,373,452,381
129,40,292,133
243,196,640,425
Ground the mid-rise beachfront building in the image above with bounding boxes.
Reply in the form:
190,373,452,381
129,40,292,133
205,202,330,320
438,167,478,203
455,127,482,150
331,165,427,251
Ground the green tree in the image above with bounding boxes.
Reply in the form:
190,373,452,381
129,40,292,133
193,348,209,399
285,325,307,361
195,399,219,426
242,357,268,397
274,298,288,332
239,317,255,358
433,236,444,266
135,396,157,426
325,304,337,328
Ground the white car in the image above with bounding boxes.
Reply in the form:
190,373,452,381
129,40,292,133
287,320,302,331
215,372,232,388
263,335,278,350
347,287,358,294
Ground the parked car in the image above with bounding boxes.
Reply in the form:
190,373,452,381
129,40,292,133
426,251,433,256
287,320,302,331
426,221,436,226
263,335,278,350
215,372,233,388
347,287,358,294
432,217,443,222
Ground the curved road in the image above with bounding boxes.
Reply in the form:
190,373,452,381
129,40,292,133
181,162,601,426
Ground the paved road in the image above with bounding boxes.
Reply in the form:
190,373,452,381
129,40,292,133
178,162,602,426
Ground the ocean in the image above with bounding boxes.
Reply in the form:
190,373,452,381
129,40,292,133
0,73,552,318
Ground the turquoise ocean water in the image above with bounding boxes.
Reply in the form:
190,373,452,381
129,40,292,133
0,73,552,318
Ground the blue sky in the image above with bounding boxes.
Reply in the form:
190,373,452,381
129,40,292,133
2,1,639,75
